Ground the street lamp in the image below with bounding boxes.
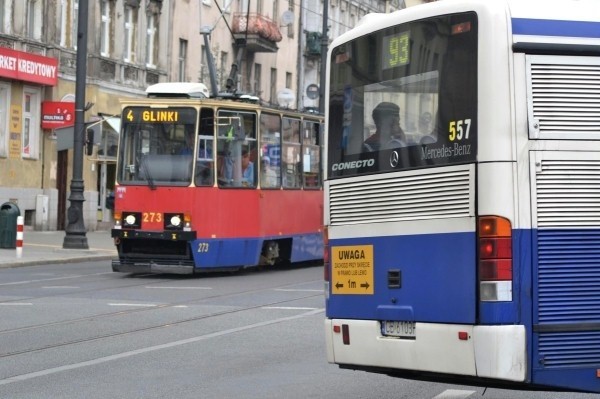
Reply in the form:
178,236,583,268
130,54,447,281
63,0,89,250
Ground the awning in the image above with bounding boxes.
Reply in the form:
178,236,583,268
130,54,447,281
104,116,121,134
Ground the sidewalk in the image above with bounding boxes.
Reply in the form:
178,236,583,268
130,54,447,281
0,230,117,269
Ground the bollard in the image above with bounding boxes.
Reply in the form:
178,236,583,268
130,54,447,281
16,216,23,258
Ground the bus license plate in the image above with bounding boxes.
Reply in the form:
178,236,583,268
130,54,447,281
382,321,416,338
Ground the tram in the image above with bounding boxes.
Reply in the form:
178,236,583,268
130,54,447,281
110,82,323,274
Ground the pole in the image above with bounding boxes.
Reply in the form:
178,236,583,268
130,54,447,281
63,0,89,249
319,0,329,114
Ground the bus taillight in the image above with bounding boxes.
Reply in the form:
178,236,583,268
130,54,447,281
478,216,512,302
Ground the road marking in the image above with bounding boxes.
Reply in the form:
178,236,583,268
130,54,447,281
0,275,85,286
42,286,79,289
262,306,319,310
145,286,212,290
433,389,476,399
107,303,157,307
0,303,33,306
0,308,324,386
273,288,322,292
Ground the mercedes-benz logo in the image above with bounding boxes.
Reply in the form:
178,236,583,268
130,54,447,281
390,151,399,167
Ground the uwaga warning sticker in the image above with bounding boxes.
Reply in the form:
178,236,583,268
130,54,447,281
331,245,374,295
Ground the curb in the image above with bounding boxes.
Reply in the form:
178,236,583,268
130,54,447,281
0,254,117,269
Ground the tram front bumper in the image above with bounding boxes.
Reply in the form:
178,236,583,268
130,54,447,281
111,229,196,274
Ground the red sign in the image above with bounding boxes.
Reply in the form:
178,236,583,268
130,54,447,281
0,47,58,86
41,101,75,129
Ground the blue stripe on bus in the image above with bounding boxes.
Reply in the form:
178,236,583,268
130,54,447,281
512,18,600,39
326,231,476,324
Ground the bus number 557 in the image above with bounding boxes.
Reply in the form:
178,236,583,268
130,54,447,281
449,119,471,141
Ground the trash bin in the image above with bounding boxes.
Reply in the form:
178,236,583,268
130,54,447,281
0,202,20,248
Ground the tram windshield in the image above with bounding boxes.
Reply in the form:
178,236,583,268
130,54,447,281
117,107,198,187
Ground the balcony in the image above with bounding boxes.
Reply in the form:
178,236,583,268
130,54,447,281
231,13,282,53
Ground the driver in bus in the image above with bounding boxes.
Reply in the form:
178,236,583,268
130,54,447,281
362,102,406,152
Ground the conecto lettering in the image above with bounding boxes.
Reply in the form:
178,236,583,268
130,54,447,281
332,159,375,171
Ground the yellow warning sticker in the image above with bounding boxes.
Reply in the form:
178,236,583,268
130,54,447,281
331,245,374,295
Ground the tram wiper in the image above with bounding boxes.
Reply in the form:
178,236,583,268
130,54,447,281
140,155,156,190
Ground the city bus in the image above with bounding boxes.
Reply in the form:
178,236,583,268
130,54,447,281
323,0,600,393
110,82,323,274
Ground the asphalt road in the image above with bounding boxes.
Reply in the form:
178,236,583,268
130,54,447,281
0,261,597,399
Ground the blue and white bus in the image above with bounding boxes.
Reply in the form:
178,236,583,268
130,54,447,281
323,0,600,393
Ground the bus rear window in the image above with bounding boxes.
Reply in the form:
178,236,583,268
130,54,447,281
327,12,478,178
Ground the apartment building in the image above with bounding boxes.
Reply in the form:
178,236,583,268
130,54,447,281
0,0,415,232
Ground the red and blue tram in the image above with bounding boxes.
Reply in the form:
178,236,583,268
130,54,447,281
111,82,324,274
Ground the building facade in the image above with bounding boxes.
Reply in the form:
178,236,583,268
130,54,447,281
0,0,421,232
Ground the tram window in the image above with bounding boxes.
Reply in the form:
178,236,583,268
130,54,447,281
302,121,321,188
195,108,215,186
282,117,302,189
260,113,281,188
216,110,257,188
195,135,214,186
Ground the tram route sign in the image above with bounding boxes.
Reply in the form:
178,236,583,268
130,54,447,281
331,245,374,295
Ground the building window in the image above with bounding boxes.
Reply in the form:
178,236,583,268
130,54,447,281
63,0,79,50
254,63,262,97
27,0,42,39
0,83,9,158
178,39,187,81
0,0,10,34
22,87,40,160
124,6,138,63
272,0,279,24
287,0,294,38
270,68,277,105
100,0,111,57
145,13,158,68
61,0,78,48
200,45,207,83
286,72,292,90
219,51,228,89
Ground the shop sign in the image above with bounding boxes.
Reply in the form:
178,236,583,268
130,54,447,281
42,101,75,129
0,47,58,86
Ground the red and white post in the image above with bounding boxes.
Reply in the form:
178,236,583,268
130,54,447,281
16,216,24,258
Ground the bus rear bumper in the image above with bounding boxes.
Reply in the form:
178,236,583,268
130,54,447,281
325,319,526,382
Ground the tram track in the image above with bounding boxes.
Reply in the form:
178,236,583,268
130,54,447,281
0,276,323,359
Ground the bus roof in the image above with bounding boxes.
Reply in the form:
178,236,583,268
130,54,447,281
331,0,600,51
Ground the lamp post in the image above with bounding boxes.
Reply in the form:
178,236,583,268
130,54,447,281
63,0,89,249
319,0,329,114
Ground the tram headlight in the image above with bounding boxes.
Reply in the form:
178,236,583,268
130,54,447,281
121,212,141,229
170,215,182,227
165,213,187,231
